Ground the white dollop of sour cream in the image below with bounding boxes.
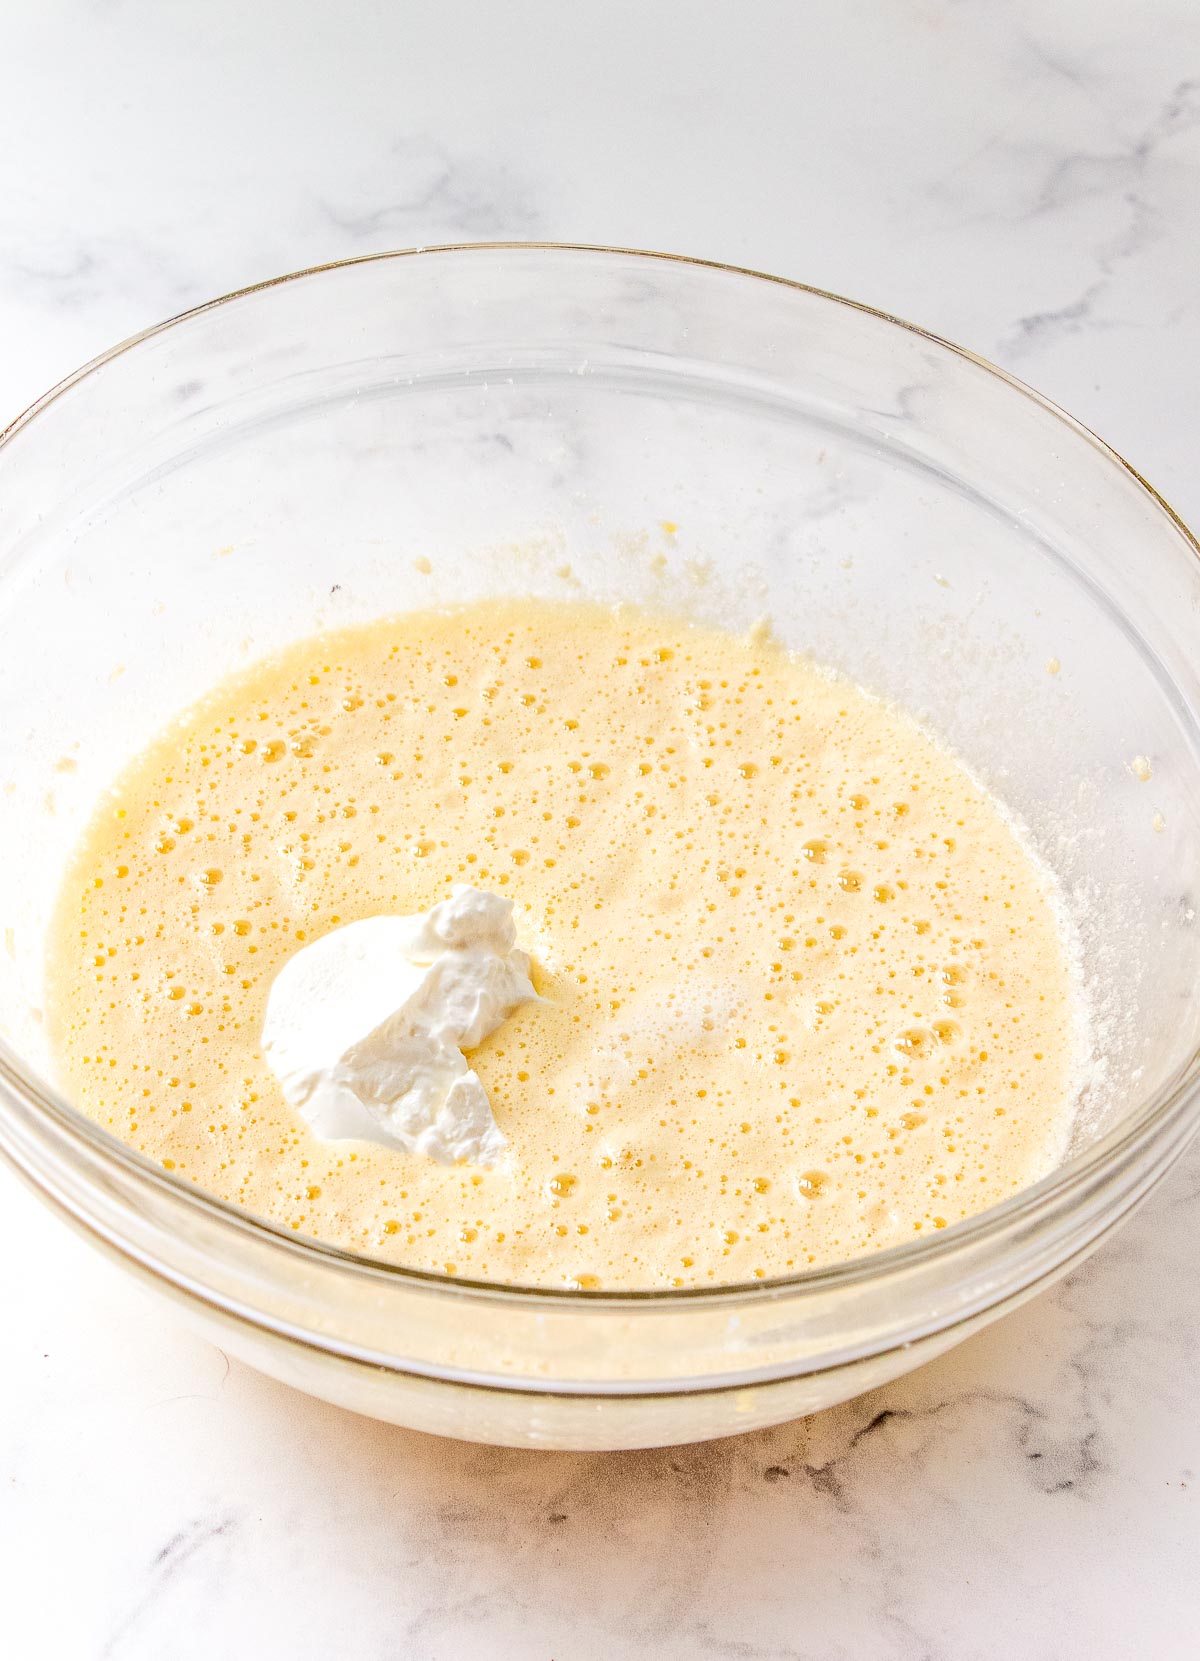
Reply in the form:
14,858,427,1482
261,885,537,1166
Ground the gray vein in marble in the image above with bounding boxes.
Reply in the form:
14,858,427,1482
0,226,206,318
1002,78,1200,358
101,1510,242,1660
1016,31,1107,110
316,135,546,244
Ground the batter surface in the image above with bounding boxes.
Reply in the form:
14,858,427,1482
47,600,1082,1288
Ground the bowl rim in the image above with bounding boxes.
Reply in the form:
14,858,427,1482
3,238,1200,1310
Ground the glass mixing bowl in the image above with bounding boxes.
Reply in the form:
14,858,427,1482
1,244,1198,1450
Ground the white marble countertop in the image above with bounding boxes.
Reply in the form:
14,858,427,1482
3,3,1199,1656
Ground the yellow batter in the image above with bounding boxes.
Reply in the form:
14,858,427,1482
46,600,1081,1288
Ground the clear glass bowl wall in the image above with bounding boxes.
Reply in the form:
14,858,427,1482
0,246,1198,1449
